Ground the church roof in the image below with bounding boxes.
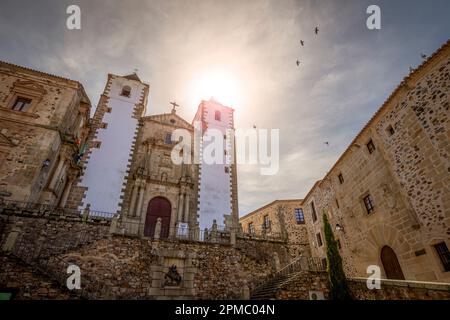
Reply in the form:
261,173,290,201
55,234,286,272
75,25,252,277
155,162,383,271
142,111,193,130
123,72,142,82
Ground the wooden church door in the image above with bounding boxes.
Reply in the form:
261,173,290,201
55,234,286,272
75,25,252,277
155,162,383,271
381,246,405,280
144,197,171,238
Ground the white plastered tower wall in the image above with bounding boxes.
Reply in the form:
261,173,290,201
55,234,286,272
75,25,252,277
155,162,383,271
193,98,238,231
77,73,149,214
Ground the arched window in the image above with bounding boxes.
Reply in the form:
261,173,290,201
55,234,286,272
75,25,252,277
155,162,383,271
120,85,131,97
214,110,221,121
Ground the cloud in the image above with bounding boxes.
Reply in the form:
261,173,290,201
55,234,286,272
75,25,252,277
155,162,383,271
1,0,449,216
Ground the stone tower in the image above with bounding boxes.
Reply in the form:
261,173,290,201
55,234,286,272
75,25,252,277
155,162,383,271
193,98,239,232
76,73,149,214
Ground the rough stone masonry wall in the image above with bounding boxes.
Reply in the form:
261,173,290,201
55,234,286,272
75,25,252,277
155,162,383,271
0,254,71,300
13,235,291,300
0,212,111,259
0,65,81,203
348,278,450,300
276,271,330,300
239,200,311,259
302,43,450,283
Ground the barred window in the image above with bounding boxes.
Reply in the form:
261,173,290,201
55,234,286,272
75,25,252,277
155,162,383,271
434,242,450,272
366,139,376,154
294,208,305,224
248,222,255,235
363,194,375,214
263,215,270,229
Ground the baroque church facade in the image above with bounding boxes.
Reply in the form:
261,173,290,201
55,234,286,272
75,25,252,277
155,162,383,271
73,72,239,240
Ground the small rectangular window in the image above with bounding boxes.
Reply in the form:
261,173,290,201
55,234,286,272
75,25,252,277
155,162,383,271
294,208,305,224
434,242,450,272
316,232,323,247
248,222,254,235
224,167,229,174
366,139,376,154
338,173,344,184
263,215,270,229
311,201,317,222
11,97,32,112
363,194,375,214
386,125,395,136
165,132,172,144
321,258,327,269
92,141,101,149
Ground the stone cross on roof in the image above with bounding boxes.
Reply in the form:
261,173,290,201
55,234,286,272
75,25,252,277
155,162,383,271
170,101,179,113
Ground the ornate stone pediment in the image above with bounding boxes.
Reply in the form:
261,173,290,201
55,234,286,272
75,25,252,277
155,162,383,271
12,79,47,96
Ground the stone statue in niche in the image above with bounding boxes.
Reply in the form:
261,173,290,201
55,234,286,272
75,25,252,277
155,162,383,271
164,265,182,287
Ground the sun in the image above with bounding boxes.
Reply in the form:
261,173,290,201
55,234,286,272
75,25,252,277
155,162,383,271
189,70,240,108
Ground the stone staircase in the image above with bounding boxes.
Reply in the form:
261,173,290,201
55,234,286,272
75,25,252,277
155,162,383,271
250,256,326,300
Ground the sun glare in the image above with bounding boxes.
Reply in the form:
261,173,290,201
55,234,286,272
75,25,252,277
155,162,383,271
190,71,240,108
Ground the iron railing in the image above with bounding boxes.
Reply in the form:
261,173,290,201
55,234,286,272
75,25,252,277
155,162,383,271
239,230,286,242
116,220,232,245
274,255,326,277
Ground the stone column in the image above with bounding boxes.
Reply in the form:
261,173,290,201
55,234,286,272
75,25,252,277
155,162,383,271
177,193,185,223
128,183,138,217
58,177,73,208
135,182,145,218
48,157,65,190
183,192,190,222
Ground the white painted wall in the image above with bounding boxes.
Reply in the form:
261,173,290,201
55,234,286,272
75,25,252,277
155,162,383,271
197,100,233,230
78,75,147,214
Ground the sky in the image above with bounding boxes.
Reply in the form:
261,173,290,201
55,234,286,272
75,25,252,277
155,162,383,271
1,0,449,216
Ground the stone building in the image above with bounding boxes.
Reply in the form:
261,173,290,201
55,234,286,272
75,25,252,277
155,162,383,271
120,106,199,238
0,60,91,207
239,199,311,258
301,40,450,283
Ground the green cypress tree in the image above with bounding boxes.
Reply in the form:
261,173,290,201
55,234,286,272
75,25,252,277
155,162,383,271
322,212,352,300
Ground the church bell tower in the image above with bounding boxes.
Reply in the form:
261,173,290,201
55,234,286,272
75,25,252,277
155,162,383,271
76,73,149,214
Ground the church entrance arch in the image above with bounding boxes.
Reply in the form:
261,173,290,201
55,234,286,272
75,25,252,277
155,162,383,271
381,245,405,280
144,196,171,238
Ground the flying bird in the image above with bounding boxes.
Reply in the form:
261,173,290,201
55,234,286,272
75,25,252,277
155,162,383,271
420,53,427,59
315,27,319,35
253,124,257,129
296,60,301,66
300,40,304,46
324,141,329,146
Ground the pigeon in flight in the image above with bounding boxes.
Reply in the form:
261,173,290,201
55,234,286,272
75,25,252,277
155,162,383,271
324,141,329,146
300,40,304,46
420,53,427,59
296,60,301,66
315,27,319,35
253,124,257,129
